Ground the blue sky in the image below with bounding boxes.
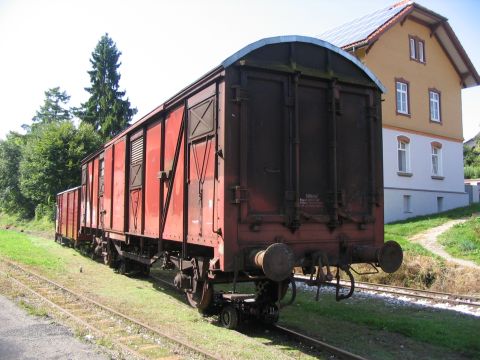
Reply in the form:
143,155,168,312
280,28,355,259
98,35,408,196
0,0,478,140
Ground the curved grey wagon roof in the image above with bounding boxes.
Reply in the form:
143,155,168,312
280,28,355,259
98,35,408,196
221,35,386,93
100,35,386,150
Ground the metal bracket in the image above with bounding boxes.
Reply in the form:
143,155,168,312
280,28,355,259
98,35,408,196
231,85,249,103
231,185,248,204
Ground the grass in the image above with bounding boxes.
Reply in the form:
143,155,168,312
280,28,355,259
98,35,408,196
0,230,64,271
281,288,480,359
365,204,480,292
0,212,54,234
439,216,480,265
18,299,49,317
384,203,480,256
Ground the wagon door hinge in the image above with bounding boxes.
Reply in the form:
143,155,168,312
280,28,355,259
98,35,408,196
231,186,248,204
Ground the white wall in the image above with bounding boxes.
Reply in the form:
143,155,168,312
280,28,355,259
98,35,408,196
384,188,468,223
382,128,468,223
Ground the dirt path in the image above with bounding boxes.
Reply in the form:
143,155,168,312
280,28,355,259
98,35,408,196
410,218,480,270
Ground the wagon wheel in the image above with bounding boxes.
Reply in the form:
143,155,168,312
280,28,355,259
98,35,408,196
220,305,239,329
118,258,129,275
140,264,150,277
103,240,116,268
185,281,213,311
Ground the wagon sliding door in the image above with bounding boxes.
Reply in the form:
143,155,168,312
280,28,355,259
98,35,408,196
239,71,289,223
187,86,217,244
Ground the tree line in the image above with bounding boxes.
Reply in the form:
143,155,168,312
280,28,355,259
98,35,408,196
0,34,137,220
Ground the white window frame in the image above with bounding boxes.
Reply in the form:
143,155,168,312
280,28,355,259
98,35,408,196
409,36,426,63
431,145,442,176
397,139,410,173
410,38,416,59
418,41,425,63
396,81,409,115
429,90,441,122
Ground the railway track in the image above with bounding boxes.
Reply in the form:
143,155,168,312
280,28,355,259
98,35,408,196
295,276,480,309
272,324,368,360
151,273,367,360
0,260,221,360
345,280,480,308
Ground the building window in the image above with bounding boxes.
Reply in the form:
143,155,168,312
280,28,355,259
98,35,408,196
429,89,441,123
437,197,444,212
397,136,411,173
409,36,425,63
431,142,443,177
418,41,425,62
409,38,416,59
403,195,412,213
396,79,409,115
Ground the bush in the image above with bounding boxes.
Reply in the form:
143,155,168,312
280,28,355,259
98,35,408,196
34,203,55,221
464,165,480,179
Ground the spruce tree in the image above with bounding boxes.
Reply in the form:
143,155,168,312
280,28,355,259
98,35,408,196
79,34,137,139
33,87,71,124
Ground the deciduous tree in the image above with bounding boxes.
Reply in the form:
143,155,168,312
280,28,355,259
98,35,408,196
0,133,34,218
19,122,102,218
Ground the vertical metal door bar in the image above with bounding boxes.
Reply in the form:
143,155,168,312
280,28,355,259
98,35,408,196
182,103,189,261
293,72,301,229
141,128,147,234
159,116,165,252
328,79,339,227
109,146,115,230
124,135,130,234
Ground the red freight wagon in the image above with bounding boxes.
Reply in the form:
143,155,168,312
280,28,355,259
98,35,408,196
55,186,81,243
57,36,403,324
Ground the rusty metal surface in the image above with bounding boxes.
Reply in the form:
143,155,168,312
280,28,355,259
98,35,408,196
112,138,126,233
144,121,161,237
56,187,81,241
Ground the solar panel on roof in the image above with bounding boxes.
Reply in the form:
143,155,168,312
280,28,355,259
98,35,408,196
319,2,411,48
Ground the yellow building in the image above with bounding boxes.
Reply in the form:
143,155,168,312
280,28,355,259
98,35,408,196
322,0,480,222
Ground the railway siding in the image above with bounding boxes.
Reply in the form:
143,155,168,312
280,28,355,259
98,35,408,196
0,260,217,360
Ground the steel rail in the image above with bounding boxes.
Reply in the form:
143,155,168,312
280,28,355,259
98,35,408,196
353,280,480,302
1,259,221,360
351,282,480,308
294,276,480,308
273,324,368,360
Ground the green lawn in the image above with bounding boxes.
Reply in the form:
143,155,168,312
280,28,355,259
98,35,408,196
384,203,480,256
439,216,480,265
0,212,54,234
0,230,63,270
281,288,480,358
